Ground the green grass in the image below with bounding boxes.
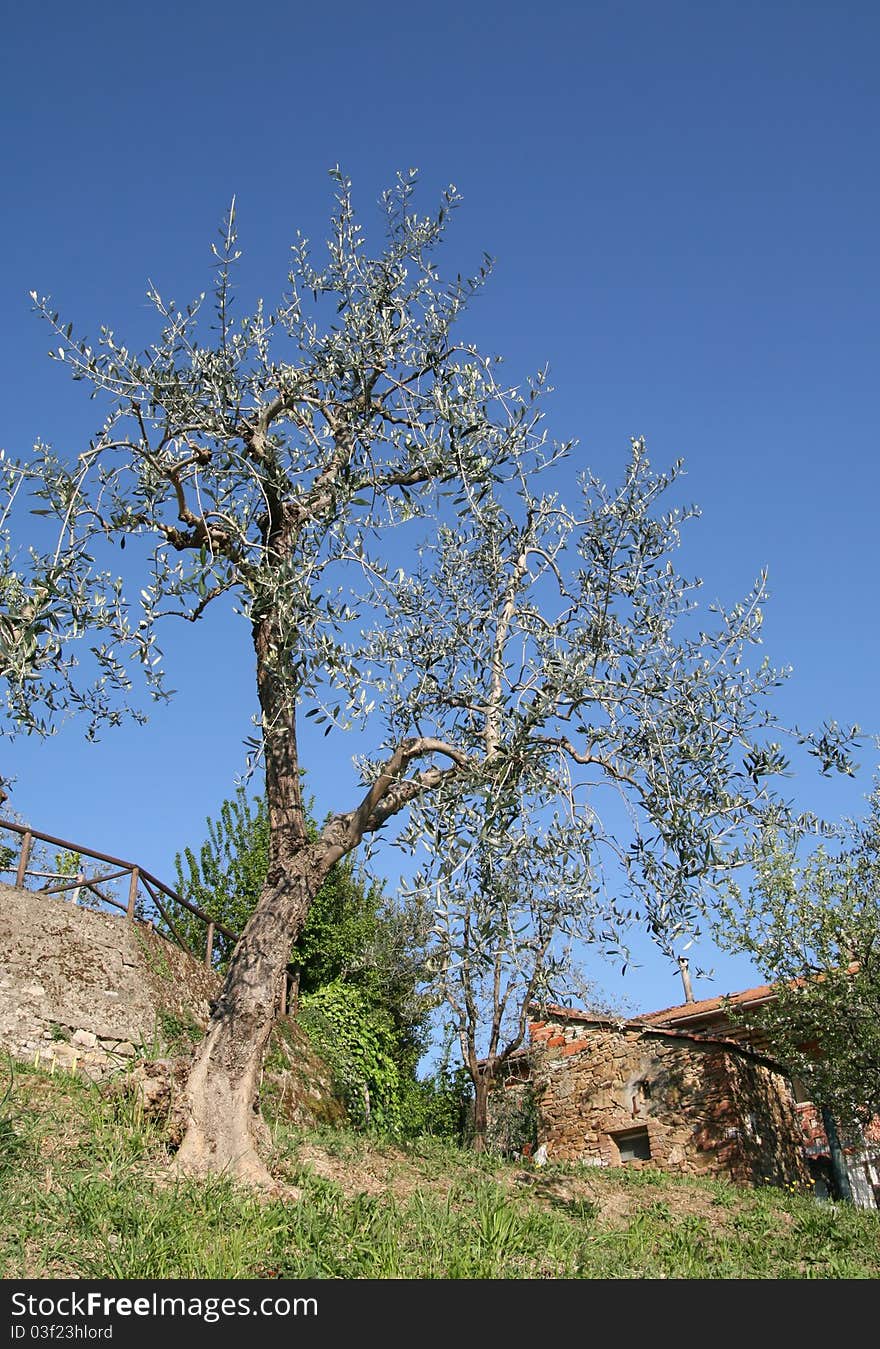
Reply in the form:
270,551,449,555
1,1059,878,1279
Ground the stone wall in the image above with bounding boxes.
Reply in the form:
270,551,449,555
0,881,219,1077
526,1011,810,1189
0,880,344,1128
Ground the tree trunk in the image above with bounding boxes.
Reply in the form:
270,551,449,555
471,1073,491,1152
821,1105,854,1203
173,861,319,1186
175,603,326,1187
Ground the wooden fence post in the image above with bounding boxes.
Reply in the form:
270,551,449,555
126,867,139,920
15,831,32,888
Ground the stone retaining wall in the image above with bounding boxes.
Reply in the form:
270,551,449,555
0,881,218,1077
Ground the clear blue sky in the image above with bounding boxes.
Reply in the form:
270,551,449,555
1,1,878,1020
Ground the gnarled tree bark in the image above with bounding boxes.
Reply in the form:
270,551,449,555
174,609,328,1187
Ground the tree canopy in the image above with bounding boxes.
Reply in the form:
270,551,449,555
718,786,880,1135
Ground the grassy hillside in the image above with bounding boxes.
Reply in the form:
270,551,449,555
1,1058,877,1280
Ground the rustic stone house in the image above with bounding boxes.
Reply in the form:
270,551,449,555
640,985,880,1209
521,1005,810,1190
492,982,880,1208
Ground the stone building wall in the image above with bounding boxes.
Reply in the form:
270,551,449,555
0,881,219,1077
526,1011,809,1189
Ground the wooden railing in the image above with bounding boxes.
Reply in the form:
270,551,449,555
0,818,239,969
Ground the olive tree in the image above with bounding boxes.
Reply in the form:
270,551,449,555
718,785,880,1136
397,447,859,1149
415,806,607,1150
0,170,857,1186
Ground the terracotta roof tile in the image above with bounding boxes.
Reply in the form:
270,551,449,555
638,982,778,1025
527,1001,786,1070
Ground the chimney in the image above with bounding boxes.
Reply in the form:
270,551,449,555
678,956,694,1004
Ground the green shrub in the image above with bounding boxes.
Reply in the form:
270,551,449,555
299,981,402,1134
396,1064,474,1142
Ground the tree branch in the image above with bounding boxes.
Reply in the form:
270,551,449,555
321,736,469,863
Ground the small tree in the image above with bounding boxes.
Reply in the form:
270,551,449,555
0,172,858,1184
415,801,608,1150
718,787,880,1136
172,788,271,967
